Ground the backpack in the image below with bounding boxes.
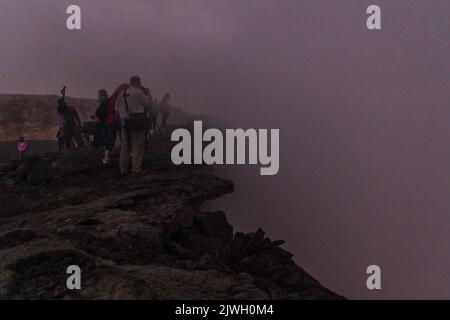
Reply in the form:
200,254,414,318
107,84,129,124
122,88,152,131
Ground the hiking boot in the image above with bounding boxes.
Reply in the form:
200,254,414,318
131,172,143,178
102,150,111,165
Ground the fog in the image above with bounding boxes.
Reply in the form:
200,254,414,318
0,0,448,298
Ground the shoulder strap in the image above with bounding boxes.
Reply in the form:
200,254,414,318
123,89,130,113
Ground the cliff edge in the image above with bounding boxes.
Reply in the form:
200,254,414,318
0,138,343,299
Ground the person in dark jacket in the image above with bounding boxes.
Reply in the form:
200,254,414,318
57,98,85,149
93,89,109,148
97,88,123,164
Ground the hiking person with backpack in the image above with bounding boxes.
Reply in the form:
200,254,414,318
117,76,153,176
17,136,28,160
93,89,110,150
96,87,124,165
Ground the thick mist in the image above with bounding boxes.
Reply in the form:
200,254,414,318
0,0,448,298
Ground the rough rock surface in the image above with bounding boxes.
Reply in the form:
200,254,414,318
0,94,97,141
0,138,343,300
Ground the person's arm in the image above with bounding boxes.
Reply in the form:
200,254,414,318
116,93,127,119
140,88,154,109
147,91,154,109
137,89,153,113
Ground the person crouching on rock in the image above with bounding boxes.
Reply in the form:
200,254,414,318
117,76,153,176
17,136,28,160
57,98,85,149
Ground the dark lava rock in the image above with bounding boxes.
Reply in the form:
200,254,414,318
0,138,343,300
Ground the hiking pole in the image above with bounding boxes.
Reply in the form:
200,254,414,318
61,86,66,101
146,107,171,151
147,108,164,135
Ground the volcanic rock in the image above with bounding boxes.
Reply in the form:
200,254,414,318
0,137,343,300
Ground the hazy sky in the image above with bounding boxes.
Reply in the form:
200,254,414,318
0,0,448,299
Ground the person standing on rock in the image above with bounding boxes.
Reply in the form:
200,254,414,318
98,86,125,165
95,89,110,159
57,98,85,149
155,92,171,130
117,76,153,176
17,136,28,160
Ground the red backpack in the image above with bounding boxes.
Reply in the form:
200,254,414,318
107,84,129,124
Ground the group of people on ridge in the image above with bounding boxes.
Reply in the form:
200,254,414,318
56,75,171,176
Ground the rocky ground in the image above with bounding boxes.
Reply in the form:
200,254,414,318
0,137,342,300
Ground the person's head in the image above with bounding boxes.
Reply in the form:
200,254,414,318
130,76,142,88
98,89,108,102
19,136,24,142
162,92,170,103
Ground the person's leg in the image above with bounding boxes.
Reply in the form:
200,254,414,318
103,124,117,164
108,124,119,151
73,128,85,148
104,125,111,163
131,129,146,174
119,130,131,174
117,126,122,144
103,150,111,164
65,133,73,149
151,110,159,133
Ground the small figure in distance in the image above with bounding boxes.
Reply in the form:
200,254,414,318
155,92,171,131
17,136,28,161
